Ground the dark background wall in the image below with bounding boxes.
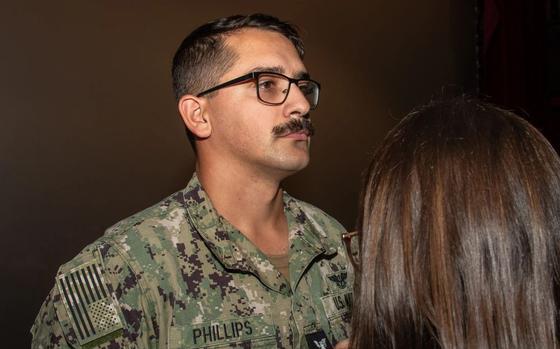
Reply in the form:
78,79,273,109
0,1,476,346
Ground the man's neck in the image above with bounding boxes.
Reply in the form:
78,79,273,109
196,161,290,255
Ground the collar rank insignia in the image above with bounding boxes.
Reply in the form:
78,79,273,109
56,259,123,347
327,271,348,289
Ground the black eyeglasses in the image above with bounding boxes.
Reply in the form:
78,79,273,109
342,231,360,271
196,71,321,110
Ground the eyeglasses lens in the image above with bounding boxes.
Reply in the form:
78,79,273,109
298,81,319,109
257,74,319,109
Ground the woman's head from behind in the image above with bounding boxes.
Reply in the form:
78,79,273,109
351,97,560,348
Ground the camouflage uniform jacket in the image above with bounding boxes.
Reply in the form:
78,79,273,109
32,174,353,349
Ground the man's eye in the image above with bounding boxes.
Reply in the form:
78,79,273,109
299,85,313,94
258,80,276,90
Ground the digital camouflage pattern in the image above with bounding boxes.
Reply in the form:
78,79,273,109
32,174,353,348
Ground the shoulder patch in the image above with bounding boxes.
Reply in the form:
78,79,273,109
56,259,123,347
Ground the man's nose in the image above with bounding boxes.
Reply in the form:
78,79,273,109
284,83,311,117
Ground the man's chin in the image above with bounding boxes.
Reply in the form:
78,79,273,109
278,158,310,176
262,157,309,181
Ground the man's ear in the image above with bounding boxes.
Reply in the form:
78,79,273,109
178,95,212,139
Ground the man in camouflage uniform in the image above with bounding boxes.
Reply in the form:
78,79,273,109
32,14,352,349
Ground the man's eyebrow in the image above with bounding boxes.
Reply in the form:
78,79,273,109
248,66,311,80
295,71,311,80
248,66,284,74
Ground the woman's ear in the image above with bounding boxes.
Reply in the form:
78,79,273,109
177,95,212,139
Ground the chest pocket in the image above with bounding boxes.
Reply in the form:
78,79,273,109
168,315,277,349
320,291,352,343
321,267,353,317
320,269,353,343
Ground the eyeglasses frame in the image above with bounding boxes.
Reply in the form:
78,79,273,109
196,71,321,110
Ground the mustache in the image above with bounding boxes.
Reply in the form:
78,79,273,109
271,118,315,137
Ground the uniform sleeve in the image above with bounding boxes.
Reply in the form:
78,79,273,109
31,242,157,349
31,287,71,348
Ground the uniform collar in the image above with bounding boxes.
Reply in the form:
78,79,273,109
283,192,339,289
283,192,339,256
182,173,338,293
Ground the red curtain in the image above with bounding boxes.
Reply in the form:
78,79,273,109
480,0,547,117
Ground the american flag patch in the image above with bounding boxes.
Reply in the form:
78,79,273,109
56,260,123,346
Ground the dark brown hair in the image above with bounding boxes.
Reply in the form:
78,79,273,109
171,13,304,100
351,97,560,348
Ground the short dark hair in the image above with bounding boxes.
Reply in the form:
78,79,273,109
172,13,304,100
351,97,560,348
171,14,304,149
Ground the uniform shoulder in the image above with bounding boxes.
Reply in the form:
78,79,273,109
103,189,188,238
57,188,190,279
56,239,111,274
32,187,194,348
